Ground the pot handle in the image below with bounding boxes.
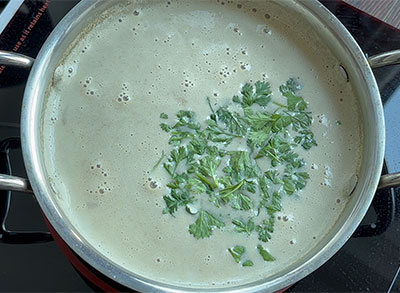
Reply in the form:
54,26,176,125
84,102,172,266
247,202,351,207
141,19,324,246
367,50,400,190
0,174,32,193
0,137,52,244
0,51,34,193
378,172,400,189
368,49,400,69
0,50,34,69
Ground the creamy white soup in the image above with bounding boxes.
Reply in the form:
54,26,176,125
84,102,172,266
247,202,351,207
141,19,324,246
42,0,362,289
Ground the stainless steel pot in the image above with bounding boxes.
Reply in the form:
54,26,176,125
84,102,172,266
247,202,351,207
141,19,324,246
1,0,400,291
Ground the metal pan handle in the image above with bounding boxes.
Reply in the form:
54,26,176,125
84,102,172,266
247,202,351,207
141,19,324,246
0,174,32,193
0,137,51,244
368,49,400,69
367,50,400,190
0,51,34,193
378,173,400,190
0,50,34,69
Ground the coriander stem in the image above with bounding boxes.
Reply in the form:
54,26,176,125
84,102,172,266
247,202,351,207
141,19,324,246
220,180,245,201
272,101,287,108
196,173,218,190
207,97,215,114
151,151,166,172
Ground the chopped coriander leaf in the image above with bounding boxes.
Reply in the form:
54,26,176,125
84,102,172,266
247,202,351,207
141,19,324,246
289,111,313,130
283,176,296,195
283,172,310,195
158,79,316,266
257,244,276,261
186,177,207,194
245,180,257,193
270,113,292,133
160,123,171,132
169,130,195,145
228,245,246,263
236,81,272,107
265,192,282,215
248,127,271,148
231,192,254,211
258,175,271,206
294,129,317,150
165,146,187,177
265,170,283,185
162,189,195,215
241,83,255,107
220,180,245,203
227,151,258,181
189,210,225,239
242,260,254,267
209,194,221,208
205,119,243,144
280,79,308,112
232,218,255,235
232,95,241,104
187,138,207,156
216,107,247,136
171,110,201,133
254,81,272,106
246,112,273,130
196,155,221,190
256,216,275,242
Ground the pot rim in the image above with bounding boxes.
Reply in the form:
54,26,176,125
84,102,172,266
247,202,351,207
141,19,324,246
20,0,385,292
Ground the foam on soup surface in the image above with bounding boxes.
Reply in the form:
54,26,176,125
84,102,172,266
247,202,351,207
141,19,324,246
42,0,362,288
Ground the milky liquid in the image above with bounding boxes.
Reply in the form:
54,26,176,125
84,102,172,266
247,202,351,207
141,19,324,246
42,0,362,289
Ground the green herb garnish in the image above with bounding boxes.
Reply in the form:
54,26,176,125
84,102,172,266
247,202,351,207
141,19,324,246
151,151,165,172
189,210,225,239
156,79,316,265
242,260,254,267
257,244,276,261
228,245,246,263
160,113,169,119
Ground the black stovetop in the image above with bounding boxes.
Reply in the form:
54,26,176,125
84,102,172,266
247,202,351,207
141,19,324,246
0,0,399,292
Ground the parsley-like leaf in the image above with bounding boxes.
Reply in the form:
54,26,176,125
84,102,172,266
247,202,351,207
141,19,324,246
228,151,258,181
228,245,245,263
196,155,221,190
162,189,195,215
186,177,207,194
280,79,307,112
237,81,272,107
159,80,316,267
254,81,272,106
165,146,187,177
294,129,317,150
266,192,282,215
257,244,275,261
160,123,171,132
220,180,245,203
242,260,254,267
189,210,225,239
232,192,254,211
256,216,275,242
232,218,255,235
216,107,247,136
